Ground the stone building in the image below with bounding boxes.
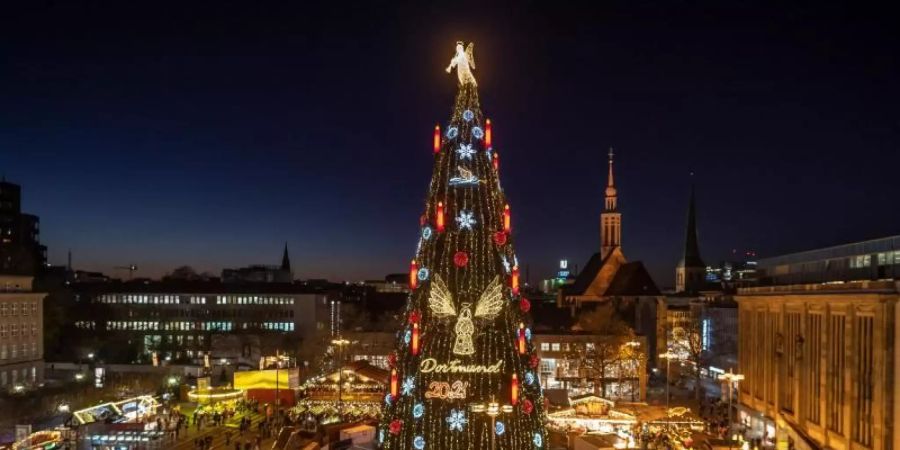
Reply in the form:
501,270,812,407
0,274,45,390
737,236,900,450
558,149,665,364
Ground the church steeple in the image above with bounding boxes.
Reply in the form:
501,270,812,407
281,242,291,272
675,183,706,293
600,147,622,259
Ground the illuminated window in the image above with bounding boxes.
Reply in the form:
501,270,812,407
551,343,560,351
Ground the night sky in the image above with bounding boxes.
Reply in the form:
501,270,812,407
1,2,898,286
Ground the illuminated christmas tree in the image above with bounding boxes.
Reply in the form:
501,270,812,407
378,42,547,450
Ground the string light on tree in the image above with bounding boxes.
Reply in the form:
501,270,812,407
379,40,547,450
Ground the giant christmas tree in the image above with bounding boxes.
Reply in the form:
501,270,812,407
378,42,547,450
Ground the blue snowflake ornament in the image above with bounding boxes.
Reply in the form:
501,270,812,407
525,371,536,385
384,393,392,405
534,432,543,447
456,210,476,230
404,329,411,345
495,421,506,436
413,403,425,419
456,144,476,160
525,327,532,341
417,267,430,281
446,126,459,139
422,226,433,240
401,376,415,396
413,436,426,450
446,409,468,432
462,109,475,122
472,126,484,139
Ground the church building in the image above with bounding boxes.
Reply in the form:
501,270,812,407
557,148,665,364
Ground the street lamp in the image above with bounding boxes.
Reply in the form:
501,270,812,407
718,369,745,447
470,397,513,450
658,351,679,430
331,338,351,418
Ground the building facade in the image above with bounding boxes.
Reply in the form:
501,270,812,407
558,149,665,364
70,281,326,365
0,275,45,390
738,237,900,450
0,181,46,276
533,333,647,402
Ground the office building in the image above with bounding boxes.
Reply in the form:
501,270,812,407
737,236,900,450
0,180,46,276
0,275,45,390
69,280,326,365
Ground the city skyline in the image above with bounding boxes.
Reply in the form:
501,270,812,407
2,2,898,284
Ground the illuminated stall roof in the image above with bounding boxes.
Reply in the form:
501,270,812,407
73,395,160,425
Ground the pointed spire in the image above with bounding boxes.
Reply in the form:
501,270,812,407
281,242,291,272
679,182,705,269
604,147,617,212
607,147,615,188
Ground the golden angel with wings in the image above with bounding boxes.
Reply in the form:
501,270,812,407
446,41,476,86
428,273,504,355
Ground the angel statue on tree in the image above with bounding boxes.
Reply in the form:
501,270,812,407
446,41,476,86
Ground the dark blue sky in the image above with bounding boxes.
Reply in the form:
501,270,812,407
1,2,898,286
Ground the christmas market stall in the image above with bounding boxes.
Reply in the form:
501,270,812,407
291,360,387,425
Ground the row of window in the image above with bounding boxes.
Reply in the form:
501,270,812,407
98,294,298,306
0,342,39,360
0,323,38,338
0,366,38,387
740,309,874,447
77,320,297,332
0,301,37,317
538,342,598,352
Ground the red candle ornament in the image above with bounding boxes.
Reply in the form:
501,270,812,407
411,322,420,356
409,260,418,290
511,373,519,406
433,124,441,154
493,152,500,171
454,251,469,268
436,202,445,232
389,419,403,435
485,118,493,149
511,265,520,295
518,323,526,354
390,369,399,397
503,204,511,232
493,231,507,246
520,297,531,313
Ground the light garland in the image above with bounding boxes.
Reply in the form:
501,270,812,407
380,42,547,450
